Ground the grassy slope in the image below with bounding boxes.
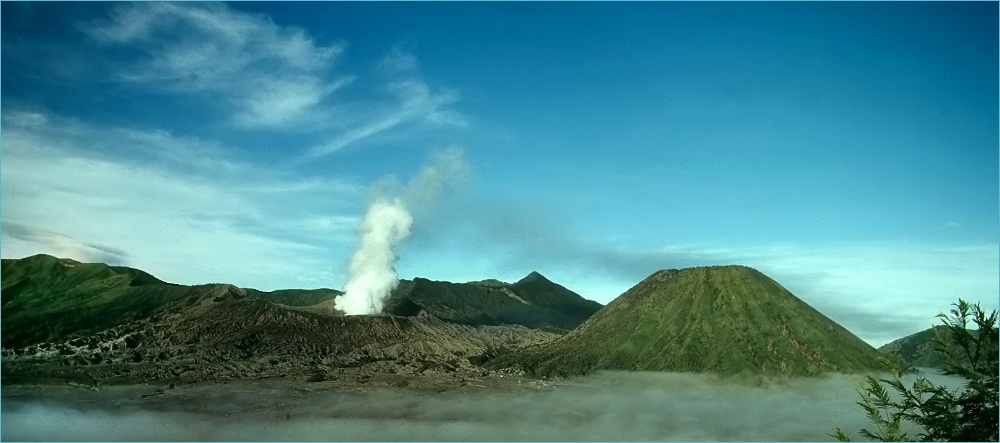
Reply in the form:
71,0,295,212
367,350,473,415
496,265,886,377
878,326,985,369
878,327,946,368
1,254,195,348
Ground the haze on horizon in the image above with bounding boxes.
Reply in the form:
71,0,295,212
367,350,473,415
1,1,997,348
0,370,971,442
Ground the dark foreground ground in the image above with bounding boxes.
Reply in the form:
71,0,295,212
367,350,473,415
2,370,961,442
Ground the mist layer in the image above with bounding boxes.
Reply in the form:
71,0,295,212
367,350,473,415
1,370,964,442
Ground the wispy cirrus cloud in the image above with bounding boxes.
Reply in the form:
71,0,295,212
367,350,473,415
302,78,466,158
83,2,351,129
378,45,420,74
80,2,465,155
0,108,360,290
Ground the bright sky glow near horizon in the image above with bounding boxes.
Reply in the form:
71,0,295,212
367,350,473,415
1,2,997,347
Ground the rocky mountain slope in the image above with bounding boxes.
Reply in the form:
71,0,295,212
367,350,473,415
2,283,558,386
0,255,594,386
244,287,344,307
239,272,605,333
490,265,886,377
383,271,603,332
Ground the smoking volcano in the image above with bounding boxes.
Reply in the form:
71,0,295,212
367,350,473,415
335,197,413,315
335,148,469,316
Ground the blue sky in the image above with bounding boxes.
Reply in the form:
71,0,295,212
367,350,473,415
1,1,997,346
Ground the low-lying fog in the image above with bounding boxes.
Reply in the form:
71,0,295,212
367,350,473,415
2,370,964,442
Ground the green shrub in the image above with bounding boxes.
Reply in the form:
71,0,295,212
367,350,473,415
830,299,998,442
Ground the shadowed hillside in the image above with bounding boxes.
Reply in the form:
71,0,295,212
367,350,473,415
1,254,195,349
383,272,603,332
491,265,886,377
240,273,604,332
878,326,990,369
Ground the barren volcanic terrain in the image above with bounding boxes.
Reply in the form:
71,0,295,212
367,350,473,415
1,254,930,442
2,255,598,387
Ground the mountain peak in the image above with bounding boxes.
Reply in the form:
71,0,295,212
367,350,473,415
516,271,549,285
22,253,60,262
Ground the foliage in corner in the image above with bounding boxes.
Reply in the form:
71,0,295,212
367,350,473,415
830,299,998,442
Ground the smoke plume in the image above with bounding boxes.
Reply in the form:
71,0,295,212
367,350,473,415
335,197,413,315
336,147,469,315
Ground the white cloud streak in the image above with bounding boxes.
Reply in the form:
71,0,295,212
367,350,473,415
378,45,419,74
81,2,464,156
302,79,466,158
84,2,350,130
0,108,359,290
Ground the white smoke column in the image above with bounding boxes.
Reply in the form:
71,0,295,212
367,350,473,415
335,147,469,315
335,197,413,315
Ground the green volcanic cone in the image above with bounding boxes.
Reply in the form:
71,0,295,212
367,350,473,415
493,265,886,377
